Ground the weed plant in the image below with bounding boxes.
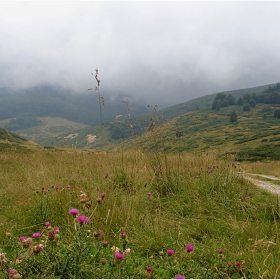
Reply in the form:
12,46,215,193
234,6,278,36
0,148,280,278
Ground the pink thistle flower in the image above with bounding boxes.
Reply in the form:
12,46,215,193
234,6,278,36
219,249,223,254
69,208,79,215
235,261,241,268
167,249,175,256
22,238,33,248
121,232,126,239
146,266,153,272
175,275,185,279
101,257,106,264
47,229,57,240
103,241,109,247
54,226,59,232
67,185,71,189
186,244,194,252
45,222,51,227
148,192,151,197
55,185,59,190
100,193,106,200
115,252,124,261
32,232,41,239
33,244,44,254
104,173,108,179
18,236,27,242
77,215,90,224
9,268,21,279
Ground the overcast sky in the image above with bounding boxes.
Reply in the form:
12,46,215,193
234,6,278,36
1,1,280,108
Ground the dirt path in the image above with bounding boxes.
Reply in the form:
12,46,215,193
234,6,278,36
242,173,280,195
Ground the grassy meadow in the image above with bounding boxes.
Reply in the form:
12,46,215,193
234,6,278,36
1,145,280,279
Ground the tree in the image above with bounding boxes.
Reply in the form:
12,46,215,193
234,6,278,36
236,97,243,106
249,99,256,107
243,104,251,111
274,109,280,119
229,111,237,122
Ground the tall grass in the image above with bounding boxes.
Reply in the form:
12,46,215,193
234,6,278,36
0,148,280,278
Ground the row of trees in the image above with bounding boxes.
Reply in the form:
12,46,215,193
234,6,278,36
212,83,280,111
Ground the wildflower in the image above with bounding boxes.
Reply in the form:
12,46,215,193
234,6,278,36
33,244,44,254
80,193,87,203
103,241,109,247
69,208,79,215
175,275,185,279
100,193,106,200
101,257,106,264
235,261,241,268
54,226,59,232
111,246,120,253
18,236,27,242
67,185,71,189
115,252,124,262
45,222,51,228
94,229,102,238
219,249,223,254
148,192,151,197
77,215,90,224
55,185,59,190
0,253,7,265
104,173,108,179
146,267,153,272
167,249,175,256
15,256,23,264
121,232,126,239
85,200,92,208
32,233,41,239
9,268,21,279
47,229,59,240
186,244,194,252
22,238,33,248
124,248,131,256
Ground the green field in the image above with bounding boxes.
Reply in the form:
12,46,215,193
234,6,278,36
1,145,280,278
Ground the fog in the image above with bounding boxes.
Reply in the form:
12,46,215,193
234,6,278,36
1,1,280,108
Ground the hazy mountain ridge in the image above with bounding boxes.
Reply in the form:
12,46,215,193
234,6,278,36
1,82,280,160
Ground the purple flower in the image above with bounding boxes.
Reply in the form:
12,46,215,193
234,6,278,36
55,185,59,190
45,222,51,227
18,236,27,242
103,241,109,247
104,173,108,179
100,193,106,200
146,267,153,272
69,208,79,215
32,232,41,239
219,249,223,254
77,215,90,224
115,252,124,260
54,226,59,232
148,192,151,197
67,185,71,189
121,232,126,239
175,275,185,279
235,261,241,268
186,244,194,252
167,249,175,256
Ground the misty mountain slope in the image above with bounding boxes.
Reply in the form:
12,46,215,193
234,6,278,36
106,103,280,160
0,84,147,126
